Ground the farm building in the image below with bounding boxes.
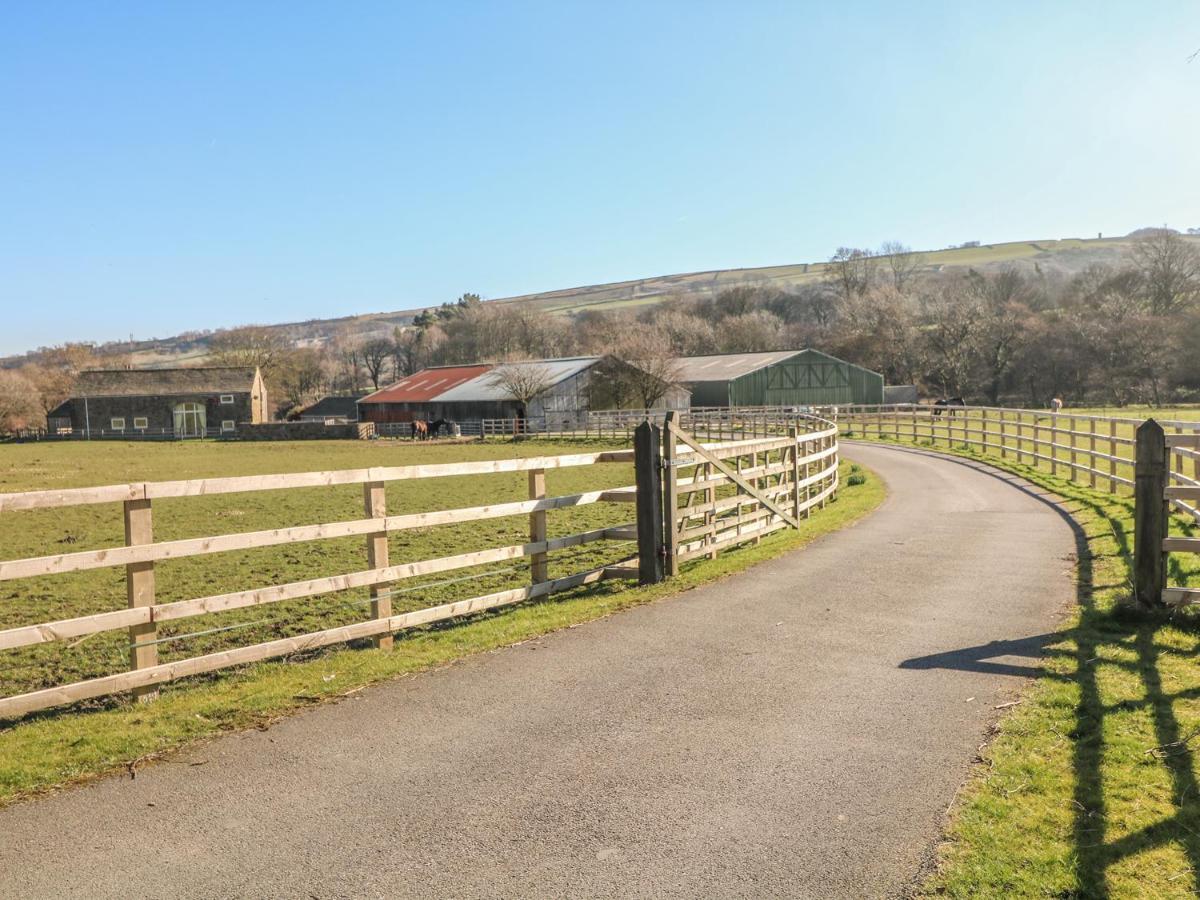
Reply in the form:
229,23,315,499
47,367,268,437
675,349,883,407
296,395,364,423
358,356,690,429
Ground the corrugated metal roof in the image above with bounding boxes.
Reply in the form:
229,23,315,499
435,357,601,403
360,365,494,403
673,351,802,383
73,367,259,397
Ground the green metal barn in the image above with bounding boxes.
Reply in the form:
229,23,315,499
675,349,883,407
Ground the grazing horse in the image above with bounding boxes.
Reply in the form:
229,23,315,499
932,397,966,417
411,419,429,440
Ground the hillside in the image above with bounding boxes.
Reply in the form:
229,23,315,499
5,234,1194,370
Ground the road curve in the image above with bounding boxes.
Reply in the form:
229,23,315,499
0,444,1076,899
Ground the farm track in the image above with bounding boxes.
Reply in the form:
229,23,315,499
0,444,1075,898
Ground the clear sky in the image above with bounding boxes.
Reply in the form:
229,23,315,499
1,2,1197,355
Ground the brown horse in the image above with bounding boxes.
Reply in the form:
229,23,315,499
411,419,429,440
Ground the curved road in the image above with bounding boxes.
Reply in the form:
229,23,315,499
0,444,1076,899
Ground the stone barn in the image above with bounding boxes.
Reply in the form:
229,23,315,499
47,367,268,437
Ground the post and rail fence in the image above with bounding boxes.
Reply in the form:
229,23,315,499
7,399,1191,722
837,403,1200,610
0,411,841,721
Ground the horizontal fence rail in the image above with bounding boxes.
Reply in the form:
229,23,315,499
0,417,844,720
837,403,1200,609
0,451,644,719
662,414,839,574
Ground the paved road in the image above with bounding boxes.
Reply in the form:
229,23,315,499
0,444,1076,899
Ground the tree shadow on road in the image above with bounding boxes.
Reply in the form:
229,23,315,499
887,447,1200,897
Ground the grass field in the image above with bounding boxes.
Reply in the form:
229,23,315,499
0,438,643,701
0,437,884,806
842,430,1200,897
843,405,1200,525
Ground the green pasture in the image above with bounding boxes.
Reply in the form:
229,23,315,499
0,436,884,805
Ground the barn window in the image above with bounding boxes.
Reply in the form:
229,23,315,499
221,420,236,432
133,417,148,430
110,418,125,431
220,394,235,405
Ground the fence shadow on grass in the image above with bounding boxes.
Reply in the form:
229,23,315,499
882,444,1200,897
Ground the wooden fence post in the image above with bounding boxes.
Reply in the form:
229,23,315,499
1050,413,1058,477
528,468,548,584
364,481,393,650
1088,419,1097,489
633,421,664,586
1109,419,1119,493
1134,420,1168,609
789,426,802,519
662,412,680,576
125,497,158,701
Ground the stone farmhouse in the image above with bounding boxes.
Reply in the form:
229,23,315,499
47,367,268,437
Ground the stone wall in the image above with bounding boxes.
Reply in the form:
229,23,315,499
236,422,373,441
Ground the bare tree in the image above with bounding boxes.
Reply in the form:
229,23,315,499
488,362,554,416
208,326,291,373
1129,228,1200,316
921,280,983,397
358,338,394,389
0,370,42,433
277,348,328,411
879,241,921,290
603,331,683,408
21,343,102,414
827,247,877,303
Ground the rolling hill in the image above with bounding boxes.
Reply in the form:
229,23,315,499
5,233,1195,370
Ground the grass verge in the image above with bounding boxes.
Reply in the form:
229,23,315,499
0,458,884,808
848,437,1200,898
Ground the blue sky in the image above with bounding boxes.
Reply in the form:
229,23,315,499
1,2,1197,355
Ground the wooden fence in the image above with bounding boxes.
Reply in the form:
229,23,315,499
0,451,640,719
837,403,1200,609
666,414,839,572
0,415,842,720
629,412,839,578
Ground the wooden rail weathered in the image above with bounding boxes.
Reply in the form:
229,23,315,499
0,451,642,718
839,403,1200,609
1,423,843,720
662,414,839,572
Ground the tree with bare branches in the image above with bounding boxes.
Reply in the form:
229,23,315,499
208,326,290,373
0,370,42,434
357,338,394,389
827,247,877,303
488,362,554,417
879,241,921,290
600,330,683,409
1130,228,1200,316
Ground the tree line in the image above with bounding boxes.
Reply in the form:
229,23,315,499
2,229,1197,434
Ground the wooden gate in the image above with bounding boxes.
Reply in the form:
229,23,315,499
654,412,839,576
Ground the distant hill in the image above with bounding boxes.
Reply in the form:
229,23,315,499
5,233,1197,369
